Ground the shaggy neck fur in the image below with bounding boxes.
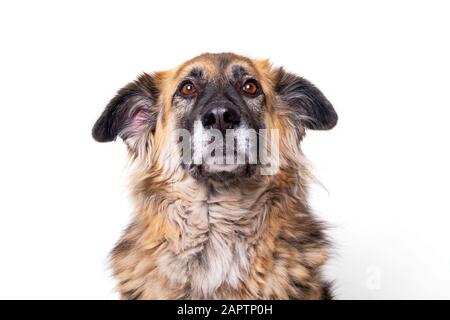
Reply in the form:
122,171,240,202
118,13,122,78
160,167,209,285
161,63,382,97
167,178,269,297
111,145,330,299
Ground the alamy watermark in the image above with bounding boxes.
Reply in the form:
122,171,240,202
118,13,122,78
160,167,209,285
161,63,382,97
172,121,280,175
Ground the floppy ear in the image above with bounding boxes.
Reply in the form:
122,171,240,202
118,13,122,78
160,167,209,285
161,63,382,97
275,68,337,130
92,73,159,143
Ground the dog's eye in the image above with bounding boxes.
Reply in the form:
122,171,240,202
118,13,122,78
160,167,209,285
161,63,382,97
241,80,258,95
180,82,197,95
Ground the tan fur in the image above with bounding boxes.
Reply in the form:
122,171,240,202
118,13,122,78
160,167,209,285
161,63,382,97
109,53,331,299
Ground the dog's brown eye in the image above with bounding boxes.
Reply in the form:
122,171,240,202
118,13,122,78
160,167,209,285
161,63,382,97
181,82,196,95
242,80,258,95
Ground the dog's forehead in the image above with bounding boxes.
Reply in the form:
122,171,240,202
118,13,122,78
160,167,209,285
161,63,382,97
173,53,259,82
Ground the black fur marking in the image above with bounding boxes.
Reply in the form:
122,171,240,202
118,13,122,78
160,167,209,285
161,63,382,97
275,68,338,130
186,67,204,80
231,65,249,82
321,281,334,300
92,73,159,142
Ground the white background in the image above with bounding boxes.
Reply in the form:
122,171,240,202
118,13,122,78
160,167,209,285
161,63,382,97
0,0,449,299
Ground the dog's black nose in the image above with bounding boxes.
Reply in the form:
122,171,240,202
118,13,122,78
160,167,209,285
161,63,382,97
201,106,241,131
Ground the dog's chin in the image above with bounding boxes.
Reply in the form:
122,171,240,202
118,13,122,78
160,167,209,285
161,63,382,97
188,163,257,182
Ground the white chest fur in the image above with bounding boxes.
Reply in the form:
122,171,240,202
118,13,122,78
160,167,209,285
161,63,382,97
157,181,266,298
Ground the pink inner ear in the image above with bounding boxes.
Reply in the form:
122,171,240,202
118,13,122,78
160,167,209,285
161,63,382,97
122,97,154,138
131,109,150,130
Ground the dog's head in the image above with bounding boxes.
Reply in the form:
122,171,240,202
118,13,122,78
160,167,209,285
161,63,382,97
92,53,337,182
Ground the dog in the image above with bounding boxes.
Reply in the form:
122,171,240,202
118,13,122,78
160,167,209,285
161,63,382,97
92,53,338,299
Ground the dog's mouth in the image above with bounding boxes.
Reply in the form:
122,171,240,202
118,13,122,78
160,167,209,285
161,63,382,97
190,135,259,181
175,122,280,180
187,163,257,182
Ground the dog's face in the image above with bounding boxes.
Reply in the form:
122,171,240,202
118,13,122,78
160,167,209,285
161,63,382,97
92,53,337,182
172,54,269,179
